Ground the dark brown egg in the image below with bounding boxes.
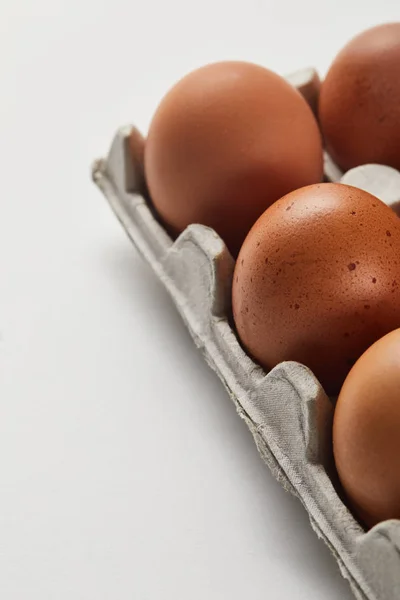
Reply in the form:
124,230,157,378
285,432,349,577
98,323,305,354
143,61,323,256
232,182,400,395
319,23,400,172
333,329,400,528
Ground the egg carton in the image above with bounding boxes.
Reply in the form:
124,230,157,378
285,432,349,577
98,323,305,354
92,67,400,600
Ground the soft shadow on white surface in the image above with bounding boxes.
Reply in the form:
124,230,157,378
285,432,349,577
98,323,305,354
99,243,354,600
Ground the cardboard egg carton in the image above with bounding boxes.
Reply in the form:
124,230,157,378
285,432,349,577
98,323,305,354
92,68,400,600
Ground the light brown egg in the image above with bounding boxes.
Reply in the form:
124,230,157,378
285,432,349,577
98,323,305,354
319,22,400,172
142,61,323,256
333,329,400,528
232,182,400,395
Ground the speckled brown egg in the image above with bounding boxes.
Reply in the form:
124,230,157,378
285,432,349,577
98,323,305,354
143,61,323,256
319,22,400,172
232,182,400,395
333,328,400,528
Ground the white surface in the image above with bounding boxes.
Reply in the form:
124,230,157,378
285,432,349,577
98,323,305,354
0,2,398,598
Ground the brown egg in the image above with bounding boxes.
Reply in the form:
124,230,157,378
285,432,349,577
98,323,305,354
333,329,400,528
319,22,400,172
143,61,323,256
232,182,400,395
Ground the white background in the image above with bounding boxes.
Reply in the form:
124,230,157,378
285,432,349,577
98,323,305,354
0,1,398,598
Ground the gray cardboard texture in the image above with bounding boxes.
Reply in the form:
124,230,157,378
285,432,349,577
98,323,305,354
92,68,400,600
